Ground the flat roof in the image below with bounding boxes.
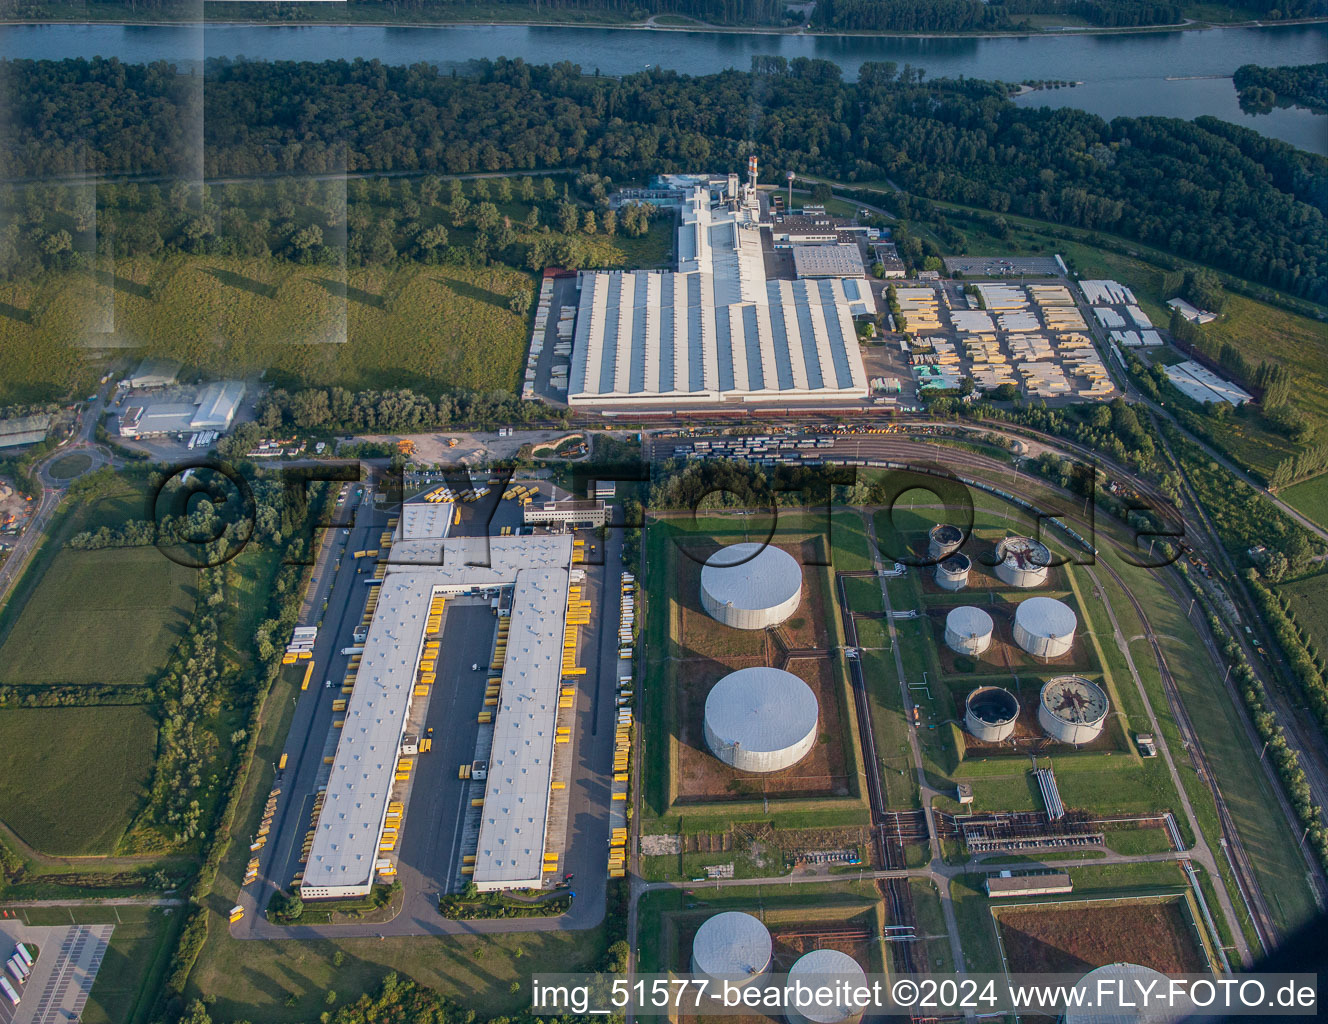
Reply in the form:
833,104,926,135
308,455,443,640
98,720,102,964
304,534,573,893
792,243,865,279
986,872,1072,893
568,188,871,406
473,564,571,888
398,502,455,541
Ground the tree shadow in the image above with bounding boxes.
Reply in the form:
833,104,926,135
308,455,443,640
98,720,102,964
92,268,152,301
314,277,382,309
0,300,32,323
435,277,509,310
203,266,278,300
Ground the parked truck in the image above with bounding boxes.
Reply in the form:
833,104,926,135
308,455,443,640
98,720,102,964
0,975,20,1006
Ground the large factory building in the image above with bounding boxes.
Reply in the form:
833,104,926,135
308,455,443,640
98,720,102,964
567,175,873,407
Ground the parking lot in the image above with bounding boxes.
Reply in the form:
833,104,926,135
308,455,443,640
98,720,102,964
944,255,1064,276
0,923,112,1024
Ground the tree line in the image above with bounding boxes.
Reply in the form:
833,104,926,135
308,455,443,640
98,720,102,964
1233,62,1328,115
3,56,1323,302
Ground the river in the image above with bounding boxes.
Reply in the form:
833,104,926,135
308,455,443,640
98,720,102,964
2,20,1325,153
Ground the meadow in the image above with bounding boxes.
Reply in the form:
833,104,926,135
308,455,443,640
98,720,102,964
1278,473,1328,531
0,705,156,855
0,545,194,686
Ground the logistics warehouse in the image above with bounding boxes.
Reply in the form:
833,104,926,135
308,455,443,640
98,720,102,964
300,523,578,899
567,184,873,406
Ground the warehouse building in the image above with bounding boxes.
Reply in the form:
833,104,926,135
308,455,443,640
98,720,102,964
117,381,245,438
704,666,819,773
522,498,608,529
985,871,1072,897
792,243,865,279
567,187,872,407
700,542,802,630
124,357,182,389
301,531,574,898
0,412,53,450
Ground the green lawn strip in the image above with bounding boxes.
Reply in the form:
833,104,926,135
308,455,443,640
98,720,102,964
0,706,157,856
0,545,194,687
82,905,184,1024
860,648,920,810
908,877,955,973
1115,560,1316,935
830,508,875,572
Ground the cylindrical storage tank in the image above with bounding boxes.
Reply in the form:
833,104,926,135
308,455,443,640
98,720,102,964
1013,596,1077,659
927,523,964,560
1068,964,1179,1024
704,667,819,773
1039,675,1109,744
994,536,1051,588
701,542,802,630
964,686,1019,742
690,912,772,985
785,950,868,1024
934,552,971,591
944,606,993,656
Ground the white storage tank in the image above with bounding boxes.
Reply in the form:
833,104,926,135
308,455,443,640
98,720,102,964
994,536,1051,588
704,667,819,773
1013,597,1077,659
785,949,868,1024
1039,675,1109,745
928,523,964,560
964,686,1019,742
1068,964,1179,1024
944,606,994,656
701,542,802,630
690,911,772,985
934,552,971,591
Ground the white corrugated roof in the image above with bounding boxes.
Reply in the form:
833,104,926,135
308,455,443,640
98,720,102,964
568,188,870,406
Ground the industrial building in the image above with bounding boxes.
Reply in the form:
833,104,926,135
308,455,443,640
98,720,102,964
1039,675,1109,745
690,911,772,983
301,530,576,898
522,499,608,529
117,381,246,439
927,523,964,560
984,871,1072,897
785,950,868,1024
934,552,971,591
566,184,872,407
944,606,994,656
994,536,1051,588
791,243,865,279
1013,597,1077,659
1163,361,1252,407
964,686,1019,742
700,542,802,630
703,667,819,774
124,357,182,389
0,413,53,450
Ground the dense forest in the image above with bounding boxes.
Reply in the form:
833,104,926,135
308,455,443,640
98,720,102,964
5,0,1324,25
1234,62,1328,115
811,0,1192,32
2,56,1325,301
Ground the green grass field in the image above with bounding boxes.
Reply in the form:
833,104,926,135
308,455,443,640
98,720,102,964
46,452,92,480
1274,569,1328,667
0,546,194,686
1278,473,1328,531
0,706,156,855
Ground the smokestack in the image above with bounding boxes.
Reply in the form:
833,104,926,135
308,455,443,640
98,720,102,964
747,155,758,188
786,170,794,212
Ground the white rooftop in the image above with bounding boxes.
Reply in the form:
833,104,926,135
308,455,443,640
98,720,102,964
303,533,574,895
568,188,871,406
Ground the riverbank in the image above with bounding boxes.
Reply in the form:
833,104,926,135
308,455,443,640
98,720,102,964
3,9,1326,42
